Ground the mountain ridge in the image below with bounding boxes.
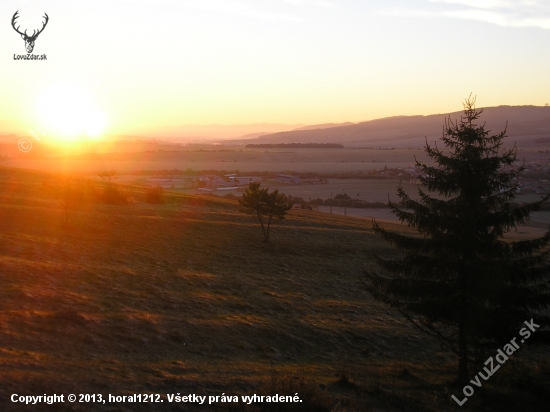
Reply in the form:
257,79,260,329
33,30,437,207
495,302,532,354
239,105,550,148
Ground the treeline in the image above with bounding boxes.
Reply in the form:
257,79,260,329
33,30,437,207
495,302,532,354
245,143,344,149
306,197,389,209
219,192,390,209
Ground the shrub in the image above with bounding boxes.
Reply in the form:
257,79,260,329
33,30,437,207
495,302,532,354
145,185,165,204
96,183,128,205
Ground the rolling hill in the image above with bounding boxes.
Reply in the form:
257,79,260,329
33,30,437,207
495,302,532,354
247,106,550,148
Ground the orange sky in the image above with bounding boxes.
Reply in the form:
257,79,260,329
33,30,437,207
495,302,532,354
1,1,549,141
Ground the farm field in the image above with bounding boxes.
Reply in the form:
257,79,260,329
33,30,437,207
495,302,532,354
316,206,550,239
0,148,425,175
0,166,549,411
177,179,417,204
4,146,550,221
3,146,549,216
2,146,548,175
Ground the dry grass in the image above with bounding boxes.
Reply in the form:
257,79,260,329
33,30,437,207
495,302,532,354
0,166,548,411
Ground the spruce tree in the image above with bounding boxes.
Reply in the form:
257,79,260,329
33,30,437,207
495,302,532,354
363,96,550,385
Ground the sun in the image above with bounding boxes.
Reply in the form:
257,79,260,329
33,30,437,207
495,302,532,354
35,83,107,142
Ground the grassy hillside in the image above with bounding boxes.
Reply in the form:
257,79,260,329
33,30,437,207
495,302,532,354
0,167,548,411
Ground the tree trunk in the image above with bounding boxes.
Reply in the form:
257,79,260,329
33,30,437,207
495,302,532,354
458,268,468,385
265,217,273,242
256,211,267,241
458,320,468,385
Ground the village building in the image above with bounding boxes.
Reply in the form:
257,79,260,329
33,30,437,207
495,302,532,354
146,177,193,189
229,176,263,186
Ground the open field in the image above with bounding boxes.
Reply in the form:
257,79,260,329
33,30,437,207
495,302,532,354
3,147,549,214
0,166,549,411
315,207,550,239
0,148,427,175
2,147,549,175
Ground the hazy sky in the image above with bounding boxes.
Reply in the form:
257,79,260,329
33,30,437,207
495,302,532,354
1,0,549,137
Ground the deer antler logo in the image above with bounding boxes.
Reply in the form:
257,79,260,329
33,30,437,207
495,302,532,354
11,11,49,54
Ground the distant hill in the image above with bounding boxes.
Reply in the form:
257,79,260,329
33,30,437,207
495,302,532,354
291,122,355,131
245,143,344,149
237,132,271,139
149,123,305,141
250,106,550,148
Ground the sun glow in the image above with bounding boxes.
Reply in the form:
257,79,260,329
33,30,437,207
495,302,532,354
35,83,107,142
